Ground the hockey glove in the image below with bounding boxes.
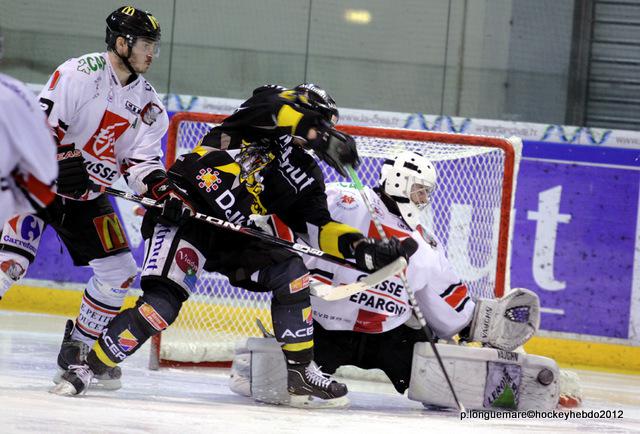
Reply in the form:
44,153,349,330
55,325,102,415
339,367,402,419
143,171,195,227
309,129,359,177
353,236,418,272
56,144,90,198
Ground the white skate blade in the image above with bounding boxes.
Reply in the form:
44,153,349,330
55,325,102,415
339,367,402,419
53,368,121,390
288,394,350,409
49,379,83,396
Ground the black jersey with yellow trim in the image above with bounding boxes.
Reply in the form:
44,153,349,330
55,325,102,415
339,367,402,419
199,85,330,150
172,85,363,259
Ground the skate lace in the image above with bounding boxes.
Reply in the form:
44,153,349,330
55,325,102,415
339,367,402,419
68,364,93,385
305,364,333,389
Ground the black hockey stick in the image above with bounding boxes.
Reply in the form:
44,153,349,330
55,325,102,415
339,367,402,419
345,165,465,413
93,184,376,274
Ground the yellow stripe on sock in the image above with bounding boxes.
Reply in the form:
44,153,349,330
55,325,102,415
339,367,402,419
282,340,314,352
92,341,118,368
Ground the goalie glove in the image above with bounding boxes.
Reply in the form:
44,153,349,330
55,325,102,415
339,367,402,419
143,170,195,227
56,144,90,198
353,236,418,272
307,128,359,177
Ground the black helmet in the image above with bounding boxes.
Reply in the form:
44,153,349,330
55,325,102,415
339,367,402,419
294,83,339,125
105,6,161,50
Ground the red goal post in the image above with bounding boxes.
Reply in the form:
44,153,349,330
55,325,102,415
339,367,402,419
150,111,522,367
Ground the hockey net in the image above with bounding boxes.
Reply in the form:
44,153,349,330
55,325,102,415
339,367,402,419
150,112,522,367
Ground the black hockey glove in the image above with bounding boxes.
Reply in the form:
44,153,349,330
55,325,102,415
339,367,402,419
308,128,360,177
143,171,195,227
56,144,90,198
353,236,418,272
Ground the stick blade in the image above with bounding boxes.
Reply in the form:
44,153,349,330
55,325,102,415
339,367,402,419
310,257,407,301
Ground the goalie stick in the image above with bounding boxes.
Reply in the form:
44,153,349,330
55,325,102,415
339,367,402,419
344,165,465,413
91,185,406,293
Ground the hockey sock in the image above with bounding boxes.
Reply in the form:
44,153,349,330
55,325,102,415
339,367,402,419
91,284,182,366
71,276,125,346
271,299,314,364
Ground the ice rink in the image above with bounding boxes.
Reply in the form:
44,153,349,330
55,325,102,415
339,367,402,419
0,311,639,434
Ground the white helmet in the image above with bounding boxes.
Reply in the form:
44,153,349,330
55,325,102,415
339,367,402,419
379,150,437,230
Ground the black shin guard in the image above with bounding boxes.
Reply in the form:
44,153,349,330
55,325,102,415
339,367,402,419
90,282,184,368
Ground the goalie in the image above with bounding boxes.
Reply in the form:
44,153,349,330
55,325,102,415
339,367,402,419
229,151,567,410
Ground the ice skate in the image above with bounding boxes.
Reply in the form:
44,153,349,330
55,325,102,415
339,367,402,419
49,364,94,396
287,361,349,408
52,319,122,390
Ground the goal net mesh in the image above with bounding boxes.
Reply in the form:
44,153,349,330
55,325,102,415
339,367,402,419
153,113,521,365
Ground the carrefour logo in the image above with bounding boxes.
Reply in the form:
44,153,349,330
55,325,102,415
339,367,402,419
21,215,41,241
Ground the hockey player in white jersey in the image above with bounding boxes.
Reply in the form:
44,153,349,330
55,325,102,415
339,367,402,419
0,6,181,390
0,32,57,254
228,151,562,410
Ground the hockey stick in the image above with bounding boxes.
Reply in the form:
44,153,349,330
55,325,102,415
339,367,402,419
309,256,407,301
344,165,465,412
92,184,404,282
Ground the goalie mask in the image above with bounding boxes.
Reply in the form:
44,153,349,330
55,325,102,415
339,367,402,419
380,151,437,230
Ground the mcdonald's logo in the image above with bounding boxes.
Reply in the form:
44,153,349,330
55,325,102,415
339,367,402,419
93,213,129,252
121,6,136,16
147,14,159,30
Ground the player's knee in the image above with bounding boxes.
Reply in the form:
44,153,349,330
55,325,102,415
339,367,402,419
89,252,138,289
137,281,185,330
267,257,310,305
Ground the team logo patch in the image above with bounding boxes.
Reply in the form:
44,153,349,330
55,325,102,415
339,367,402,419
176,247,199,290
302,306,313,325
140,102,163,125
117,329,138,352
505,306,530,323
138,303,169,331
83,110,130,164
93,213,129,252
337,193,358,210
196,168,222,192
289,273,310,293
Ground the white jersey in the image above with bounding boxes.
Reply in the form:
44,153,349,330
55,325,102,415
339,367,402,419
307,183,475,338
0,73,57,222
38,52,169,199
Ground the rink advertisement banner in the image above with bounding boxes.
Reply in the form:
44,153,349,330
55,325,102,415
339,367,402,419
511,144,639,339
155,92,640,149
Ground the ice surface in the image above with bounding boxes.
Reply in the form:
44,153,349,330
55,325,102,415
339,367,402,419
0,311,638,434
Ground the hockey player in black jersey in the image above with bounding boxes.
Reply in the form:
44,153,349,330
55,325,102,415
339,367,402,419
52,83,417,406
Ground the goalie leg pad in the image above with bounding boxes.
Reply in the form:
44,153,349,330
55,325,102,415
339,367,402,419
229,337,290,405
408,343,560,410
469,287,540,351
